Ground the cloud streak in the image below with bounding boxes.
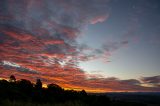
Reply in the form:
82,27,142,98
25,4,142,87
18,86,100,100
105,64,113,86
141,76,160,87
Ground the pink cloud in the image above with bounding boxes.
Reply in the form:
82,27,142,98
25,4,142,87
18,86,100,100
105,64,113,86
90,14,109,24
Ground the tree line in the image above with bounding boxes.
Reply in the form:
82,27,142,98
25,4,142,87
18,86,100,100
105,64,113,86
0,75,111,106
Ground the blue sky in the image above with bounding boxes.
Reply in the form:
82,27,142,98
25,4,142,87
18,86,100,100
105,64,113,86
78,0,160,80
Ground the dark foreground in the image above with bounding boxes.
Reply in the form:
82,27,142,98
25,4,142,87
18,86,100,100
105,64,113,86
106,92,160,106
0,76,159,106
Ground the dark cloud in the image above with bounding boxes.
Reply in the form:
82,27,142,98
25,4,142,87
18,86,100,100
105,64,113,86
77,40,129,62
102,40,129,52
141,75,160,87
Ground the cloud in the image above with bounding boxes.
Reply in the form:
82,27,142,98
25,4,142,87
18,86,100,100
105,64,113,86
0,0,110,61
90,15,109,24
65,76,160,92
102,40,129,52
1,61,39,74
141,75,160,87
76,40,129,62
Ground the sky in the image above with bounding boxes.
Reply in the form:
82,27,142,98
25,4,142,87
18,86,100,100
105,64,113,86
0,0,160,92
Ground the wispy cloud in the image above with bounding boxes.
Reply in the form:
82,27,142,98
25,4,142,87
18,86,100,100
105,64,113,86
141,75,160,87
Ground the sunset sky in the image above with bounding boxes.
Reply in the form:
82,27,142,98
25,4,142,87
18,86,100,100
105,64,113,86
0,0,160,92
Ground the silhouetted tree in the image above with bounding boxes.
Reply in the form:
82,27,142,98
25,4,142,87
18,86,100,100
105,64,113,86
47,83,64,102
80,89,87,96
9,75,16,82
33,79,43,102
35,79,42,89
47,83,63,91
17,79,33,94
0,80,10,100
